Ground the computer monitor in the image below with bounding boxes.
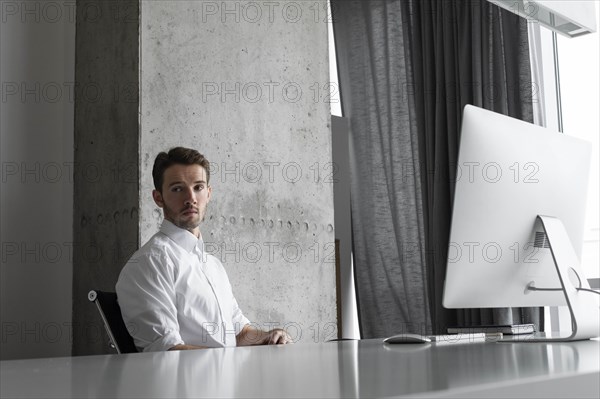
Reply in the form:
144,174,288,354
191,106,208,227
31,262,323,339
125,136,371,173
442,105,599,341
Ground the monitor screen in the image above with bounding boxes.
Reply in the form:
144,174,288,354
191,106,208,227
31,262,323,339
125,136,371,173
442,105,592,309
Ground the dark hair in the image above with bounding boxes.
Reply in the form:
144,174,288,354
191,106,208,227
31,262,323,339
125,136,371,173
152,147,210,192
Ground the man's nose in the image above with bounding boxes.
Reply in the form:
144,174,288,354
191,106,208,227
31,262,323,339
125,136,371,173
183,187,197,204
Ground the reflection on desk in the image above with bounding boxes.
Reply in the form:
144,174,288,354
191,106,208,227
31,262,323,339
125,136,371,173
1,339,599,398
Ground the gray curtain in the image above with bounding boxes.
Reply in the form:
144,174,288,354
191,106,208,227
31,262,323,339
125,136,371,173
333,0,431,338
333,0,541,337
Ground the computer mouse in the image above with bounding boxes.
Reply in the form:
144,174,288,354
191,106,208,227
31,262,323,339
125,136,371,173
383,333,431,344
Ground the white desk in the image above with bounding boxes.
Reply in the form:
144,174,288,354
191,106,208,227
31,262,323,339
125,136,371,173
1,338,599,398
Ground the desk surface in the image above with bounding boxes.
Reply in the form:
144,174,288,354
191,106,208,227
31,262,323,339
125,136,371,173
1,338,599,398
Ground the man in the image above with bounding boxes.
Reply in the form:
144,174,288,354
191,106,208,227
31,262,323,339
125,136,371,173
116,147,291,351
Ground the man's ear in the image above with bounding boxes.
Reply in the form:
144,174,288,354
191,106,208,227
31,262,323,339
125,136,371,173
207,185,212,202
152,189,164,208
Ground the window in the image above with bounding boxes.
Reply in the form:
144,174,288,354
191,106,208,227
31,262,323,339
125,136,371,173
555,7,600,282
532,2,599,332
534,4,600,281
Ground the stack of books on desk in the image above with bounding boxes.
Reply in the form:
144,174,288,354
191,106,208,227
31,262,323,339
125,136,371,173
447,324,535,335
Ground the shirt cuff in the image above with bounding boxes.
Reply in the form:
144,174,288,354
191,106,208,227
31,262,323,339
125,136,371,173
234,316,251,336
142,330,185,352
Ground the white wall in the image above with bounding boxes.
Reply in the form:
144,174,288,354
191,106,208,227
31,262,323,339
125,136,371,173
1,1,74,360
138,0,337,343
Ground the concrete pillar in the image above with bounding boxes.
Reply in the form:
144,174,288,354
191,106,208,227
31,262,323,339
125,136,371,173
74,0,335,355
72,0,140,355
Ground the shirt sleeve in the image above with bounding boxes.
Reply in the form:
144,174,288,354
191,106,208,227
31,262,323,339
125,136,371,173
115,252,185,352
231,293,251,336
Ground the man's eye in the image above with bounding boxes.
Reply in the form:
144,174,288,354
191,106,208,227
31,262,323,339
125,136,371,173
171,187,182,192
194,185,204,191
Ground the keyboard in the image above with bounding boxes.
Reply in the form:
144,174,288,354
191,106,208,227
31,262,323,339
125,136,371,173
427,332,492,343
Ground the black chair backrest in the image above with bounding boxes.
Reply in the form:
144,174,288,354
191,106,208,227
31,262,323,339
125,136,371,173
88,290,138,354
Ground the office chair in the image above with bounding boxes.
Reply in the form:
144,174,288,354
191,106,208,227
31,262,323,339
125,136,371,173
88,290,138,354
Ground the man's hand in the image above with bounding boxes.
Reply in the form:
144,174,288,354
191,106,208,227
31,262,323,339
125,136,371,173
259,328,293,345
236,325,293,346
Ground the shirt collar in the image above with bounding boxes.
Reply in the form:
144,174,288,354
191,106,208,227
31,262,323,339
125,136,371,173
159,219,203,253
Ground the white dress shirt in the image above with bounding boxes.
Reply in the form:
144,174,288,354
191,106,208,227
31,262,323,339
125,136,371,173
116,220,250,352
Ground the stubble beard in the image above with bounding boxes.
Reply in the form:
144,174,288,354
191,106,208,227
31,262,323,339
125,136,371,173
164,204,206,234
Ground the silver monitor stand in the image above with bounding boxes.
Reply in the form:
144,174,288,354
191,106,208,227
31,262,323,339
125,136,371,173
500,215,600,342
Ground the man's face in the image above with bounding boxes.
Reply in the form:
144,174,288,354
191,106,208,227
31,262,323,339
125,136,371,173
152,164,211,237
